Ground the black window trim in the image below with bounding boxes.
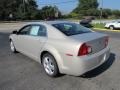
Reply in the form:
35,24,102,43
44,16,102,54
17,25,31,35
18,24,47,37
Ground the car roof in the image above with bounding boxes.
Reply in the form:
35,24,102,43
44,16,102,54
45,20,73,25
27,20,74,25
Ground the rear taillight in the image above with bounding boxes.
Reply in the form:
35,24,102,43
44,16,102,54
78,43,92,56
105,36,109,47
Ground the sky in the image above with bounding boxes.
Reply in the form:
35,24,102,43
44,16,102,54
36,0,120,14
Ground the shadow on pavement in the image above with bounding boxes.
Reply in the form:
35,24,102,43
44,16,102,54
82,53,116,78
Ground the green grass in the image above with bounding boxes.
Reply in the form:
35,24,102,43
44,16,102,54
92,23,105,29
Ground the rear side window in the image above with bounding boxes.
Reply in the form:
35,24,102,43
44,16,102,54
52,23,91,36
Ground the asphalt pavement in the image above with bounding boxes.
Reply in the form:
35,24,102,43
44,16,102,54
94,30,120,39
0,23,120,90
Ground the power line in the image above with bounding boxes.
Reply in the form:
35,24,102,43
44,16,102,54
39,0,78,5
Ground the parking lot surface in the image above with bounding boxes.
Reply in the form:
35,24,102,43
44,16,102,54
0,23,120,90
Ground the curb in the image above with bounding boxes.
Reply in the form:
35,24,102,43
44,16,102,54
93,28,120,32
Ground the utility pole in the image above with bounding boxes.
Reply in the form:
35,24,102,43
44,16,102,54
23,0,25,14
100,0,103,23
54,5,59,18
100,8,102,21
23,0,28,14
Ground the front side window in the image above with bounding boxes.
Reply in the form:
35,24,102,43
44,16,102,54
18,25,31,35
29,25,47,37
52,23,92,36
29,26,40,36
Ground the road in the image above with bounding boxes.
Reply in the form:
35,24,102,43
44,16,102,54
94,30,120,39
0,24,120,90
92,19,120,24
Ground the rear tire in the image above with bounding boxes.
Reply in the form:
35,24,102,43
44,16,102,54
42,53,59,77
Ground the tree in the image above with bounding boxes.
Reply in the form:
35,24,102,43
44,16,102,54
112,10,120,18
0,0,38,20
72,0,99,16
40,6,61,20
0,0,18,20
78,0,98,10
102,9,112,18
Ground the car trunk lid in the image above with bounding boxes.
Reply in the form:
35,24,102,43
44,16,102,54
69,32,108,54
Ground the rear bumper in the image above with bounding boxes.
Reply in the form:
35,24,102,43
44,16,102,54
61,47,110,76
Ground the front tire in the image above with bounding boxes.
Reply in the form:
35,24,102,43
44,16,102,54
109,26,114,30
42,53,59,77
10,40,17,53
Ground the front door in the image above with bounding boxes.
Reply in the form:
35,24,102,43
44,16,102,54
23,25,47,60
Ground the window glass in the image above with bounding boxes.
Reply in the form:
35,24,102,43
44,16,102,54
38,25,47,36
30,26,40,36
18,26,31,35
52,23,91,36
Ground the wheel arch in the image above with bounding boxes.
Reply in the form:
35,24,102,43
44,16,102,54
40,51,50,63
40,47,64,73
109,25,114,28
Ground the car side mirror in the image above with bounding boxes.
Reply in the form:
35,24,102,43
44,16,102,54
12,30,18,34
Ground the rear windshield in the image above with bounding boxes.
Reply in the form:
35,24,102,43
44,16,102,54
52,23,92,36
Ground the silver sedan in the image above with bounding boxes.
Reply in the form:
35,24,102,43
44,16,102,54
9,21,110,77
